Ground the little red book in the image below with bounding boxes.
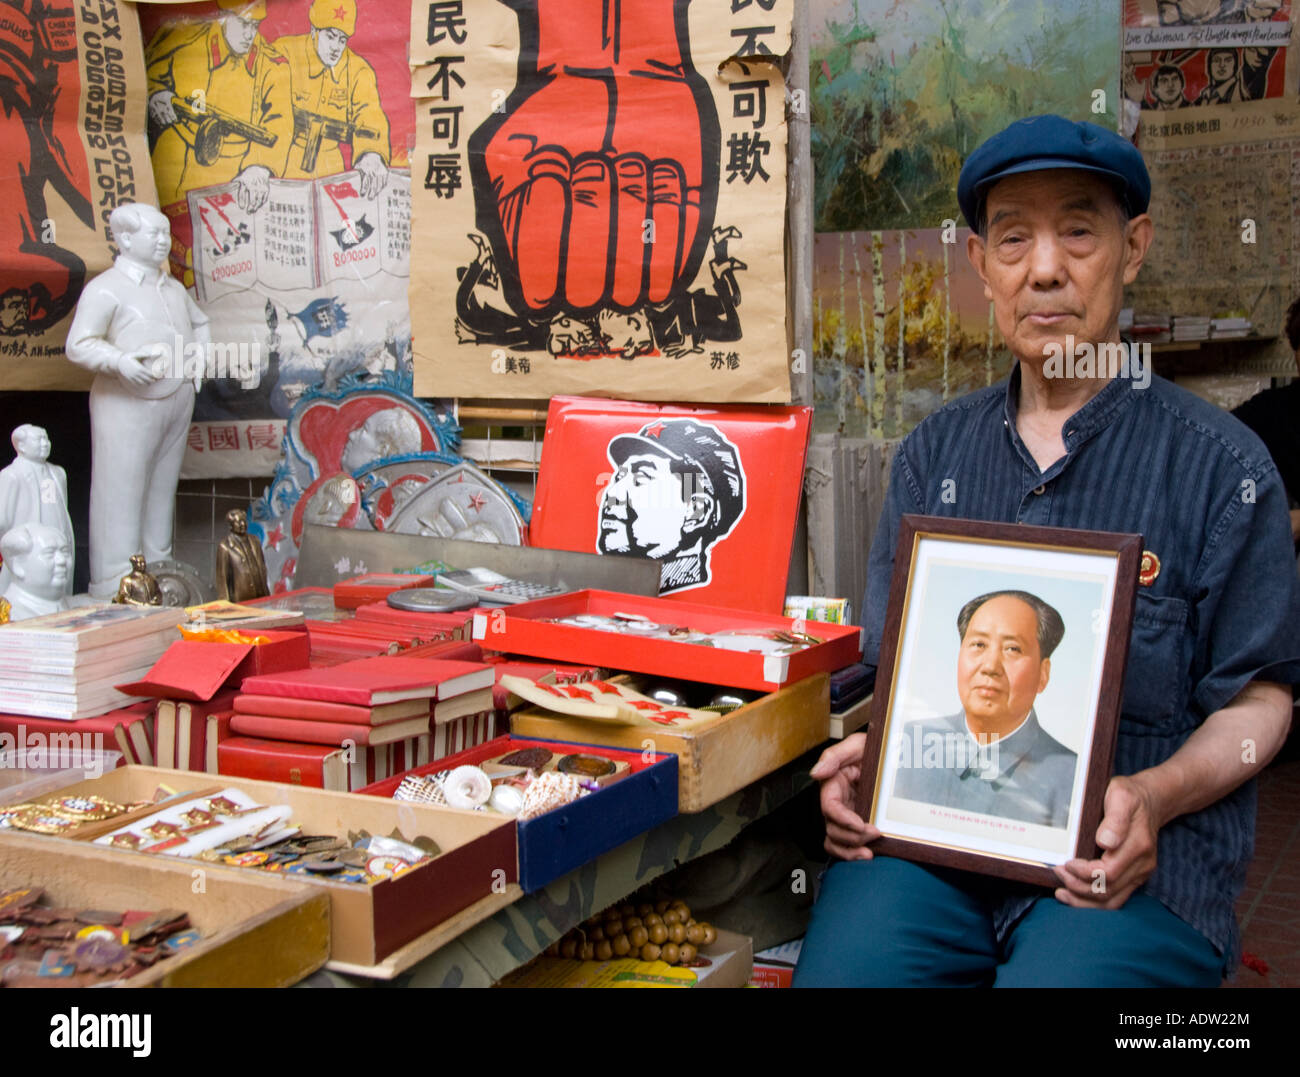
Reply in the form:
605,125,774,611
231,694,428,726
217,736,349,790
228,713,429,747
0,701,154,766
241,655,493,706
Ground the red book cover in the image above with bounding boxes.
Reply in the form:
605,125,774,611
333,574,434,610
241,656,494,706
231,694,427,726
217,736,348,790
395,640,483,663
176,691,239,772
228,713,429,747
0,702,153,766
353,603,473,638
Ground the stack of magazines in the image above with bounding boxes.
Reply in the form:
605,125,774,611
0,605,185,720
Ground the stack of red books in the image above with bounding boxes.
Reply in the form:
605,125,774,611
219,655,496,791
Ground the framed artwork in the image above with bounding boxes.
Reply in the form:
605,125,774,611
530,396,812,614
856,515,1141,886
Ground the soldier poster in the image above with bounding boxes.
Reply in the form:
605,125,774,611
410,0,793,403
0,0,155,389
137,0,414,477
1123,0,1300,149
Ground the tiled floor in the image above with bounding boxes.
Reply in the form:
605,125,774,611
1226,756,1300,988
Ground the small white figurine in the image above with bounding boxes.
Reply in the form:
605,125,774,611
0,523,72,621
0,424,74,594
65,203,211,598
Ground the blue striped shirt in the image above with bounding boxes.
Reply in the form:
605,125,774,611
864,363,1300,970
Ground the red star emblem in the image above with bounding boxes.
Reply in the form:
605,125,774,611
334,5,347,20
467,491,486,512
265,524,285,551
644,421,665,438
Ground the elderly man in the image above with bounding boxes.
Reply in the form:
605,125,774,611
794,115,1300,988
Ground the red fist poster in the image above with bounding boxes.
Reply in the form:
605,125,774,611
410,0,793,403
0,0,155,388
531,395,812,614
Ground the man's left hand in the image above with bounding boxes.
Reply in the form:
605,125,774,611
354,153,389,200
1053,774,1161,910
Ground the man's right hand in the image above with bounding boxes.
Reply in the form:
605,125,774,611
233,165,272,215
116,350,162,386
148,90,178,129
811,732,881,860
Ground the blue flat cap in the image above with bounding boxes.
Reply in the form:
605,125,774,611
957,114,1151,231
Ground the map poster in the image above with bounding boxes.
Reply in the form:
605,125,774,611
409,0,793,404
0,0,155,389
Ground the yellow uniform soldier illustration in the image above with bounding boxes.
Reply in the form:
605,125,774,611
277,0,391,199
146,0,292,213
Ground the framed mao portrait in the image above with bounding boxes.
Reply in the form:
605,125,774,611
856,516,1141,886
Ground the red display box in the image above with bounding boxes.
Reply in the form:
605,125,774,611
469,591,863,692
117,629,311,702
333,574,435,610
360,734,678,892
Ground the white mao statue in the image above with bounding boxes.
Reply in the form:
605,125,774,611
0,523,72,622
65,203,211,598
0,424,74,594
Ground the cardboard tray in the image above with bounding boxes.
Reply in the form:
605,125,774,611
471,590,862,691
359,735,679,892
510,672,829,813
24,766,517,969
497,928,753,988
0,830,330,987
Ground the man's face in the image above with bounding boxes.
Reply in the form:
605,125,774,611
1209,52,1237,82
341,412,390,474
957,596,1050,734
119,214,171,269
14,427,50,462
229,510,247,535
222,15,261,55
0,294,27,331
599,452,695,559
315,27,349,67
19,534,71,596
1154,71,1184,103
967,170,1151,370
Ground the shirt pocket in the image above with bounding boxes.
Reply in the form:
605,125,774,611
1121,592,1193,729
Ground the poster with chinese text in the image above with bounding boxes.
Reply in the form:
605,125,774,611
0,0,155,389
137,0,414,478
410,0,793,403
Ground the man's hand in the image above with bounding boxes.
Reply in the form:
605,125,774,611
1054,773,1161,910
811,732,881,860
115,350,162,387
232,165,272,214
354,153,389,200
148,90,178,129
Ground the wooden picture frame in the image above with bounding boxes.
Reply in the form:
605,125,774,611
855,515,1141,887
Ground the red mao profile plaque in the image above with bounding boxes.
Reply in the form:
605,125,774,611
531,396,812,614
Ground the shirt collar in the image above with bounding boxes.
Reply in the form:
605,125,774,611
113,256,165,286
960,707,1046,783
1003,356,1145,459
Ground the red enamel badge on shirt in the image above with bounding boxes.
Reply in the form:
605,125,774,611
1138,550,1161,587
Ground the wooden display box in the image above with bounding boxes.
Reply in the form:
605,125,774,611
0,830,329,987
29,766,517,969
510,672,830,813
360,735,679,893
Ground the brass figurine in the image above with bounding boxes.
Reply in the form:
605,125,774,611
113,554,163,606
215,509,269,602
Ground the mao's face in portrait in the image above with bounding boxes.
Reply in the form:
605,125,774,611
22,534,72,596
598,453,692,559
957,595,1051,735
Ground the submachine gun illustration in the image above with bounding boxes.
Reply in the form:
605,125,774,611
167,96,279,167
292,106,380,172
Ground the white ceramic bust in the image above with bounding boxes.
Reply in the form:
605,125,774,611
0,424,74,594
65,203,211,597
0,523,72,621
